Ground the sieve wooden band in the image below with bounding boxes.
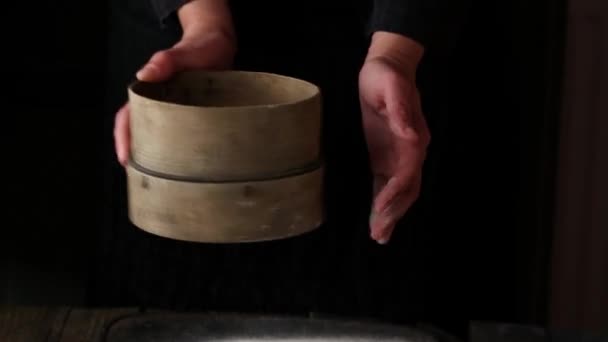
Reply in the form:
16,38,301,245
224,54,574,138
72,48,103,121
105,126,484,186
128,157,323,184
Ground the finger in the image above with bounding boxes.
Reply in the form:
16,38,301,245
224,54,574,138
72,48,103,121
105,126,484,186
370,217,395,245
136,50,177,82
372,114,426,215
373,175,388,199
372,176,402,215
385,83,420,141
370,175,388,241
387,107,410,139
370,176,422,244
113,103,130,167
369,176,402,244
371,142,422,213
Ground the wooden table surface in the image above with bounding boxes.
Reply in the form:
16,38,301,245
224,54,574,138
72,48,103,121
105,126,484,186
0,307,138,342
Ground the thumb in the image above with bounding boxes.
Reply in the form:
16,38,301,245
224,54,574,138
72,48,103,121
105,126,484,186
386,105,409,139
136,49,181,82
385,79,418,139
387,98,416,140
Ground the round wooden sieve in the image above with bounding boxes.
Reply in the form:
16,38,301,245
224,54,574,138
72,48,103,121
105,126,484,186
125,70,324,242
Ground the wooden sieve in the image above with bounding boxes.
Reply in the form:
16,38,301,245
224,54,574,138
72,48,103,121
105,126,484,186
126,70,324,243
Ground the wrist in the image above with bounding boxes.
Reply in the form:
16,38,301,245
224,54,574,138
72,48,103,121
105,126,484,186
178,0,236,46
366,31,424,77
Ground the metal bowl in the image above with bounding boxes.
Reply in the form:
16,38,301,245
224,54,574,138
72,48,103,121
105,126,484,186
106,312,458,342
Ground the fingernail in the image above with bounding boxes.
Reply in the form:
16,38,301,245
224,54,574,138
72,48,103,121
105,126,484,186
135,68,147,80
136,64,158,80
377,237,389,245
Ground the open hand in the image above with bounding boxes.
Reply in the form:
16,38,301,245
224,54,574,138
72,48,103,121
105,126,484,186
359,53,430,245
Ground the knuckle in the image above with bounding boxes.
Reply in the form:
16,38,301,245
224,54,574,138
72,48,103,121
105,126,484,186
403,128,422,145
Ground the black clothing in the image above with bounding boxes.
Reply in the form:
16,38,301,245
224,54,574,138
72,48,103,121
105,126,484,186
94,0,468,326
152,0,469,52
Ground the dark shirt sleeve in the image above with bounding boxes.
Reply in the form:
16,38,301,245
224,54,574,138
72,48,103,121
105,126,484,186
150,0,189,27
368,0,471,54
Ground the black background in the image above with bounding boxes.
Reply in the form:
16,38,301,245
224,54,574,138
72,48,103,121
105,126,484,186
1,0,566,339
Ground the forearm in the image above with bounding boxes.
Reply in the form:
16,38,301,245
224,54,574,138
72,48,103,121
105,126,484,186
178,0,235,42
